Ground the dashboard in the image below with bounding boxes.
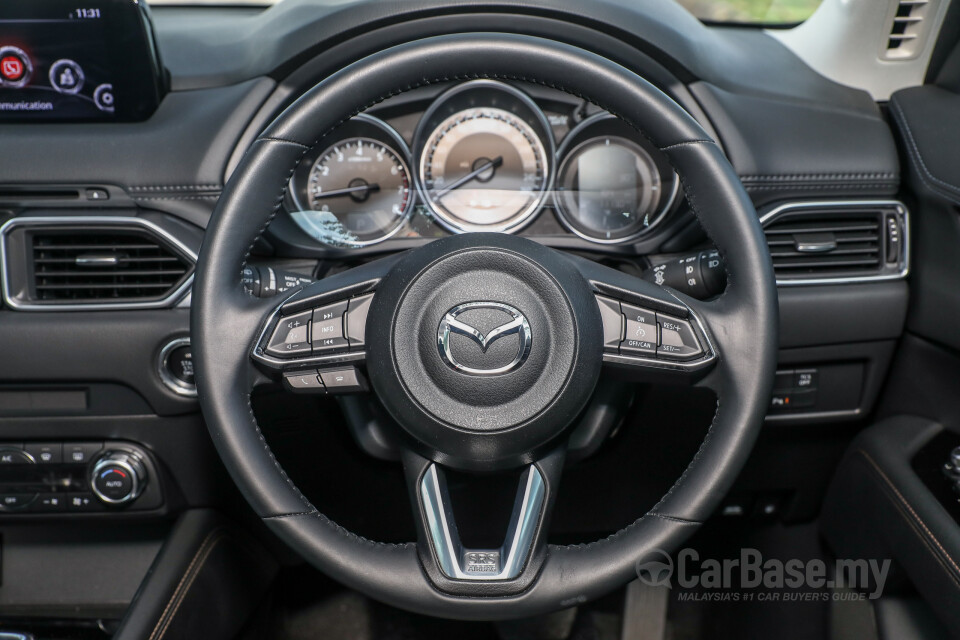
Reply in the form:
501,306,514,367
278,80,679,252
0,0,920,625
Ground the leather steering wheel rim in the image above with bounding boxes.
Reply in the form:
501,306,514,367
192,33,778,620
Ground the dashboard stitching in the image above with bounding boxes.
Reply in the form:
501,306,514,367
739,173,897,181
130,195,221,201
743,184,898,191
128,185,222,191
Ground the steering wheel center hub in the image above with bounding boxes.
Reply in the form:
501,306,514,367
366,233,603,470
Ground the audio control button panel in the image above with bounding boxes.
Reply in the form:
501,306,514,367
0,441,162,515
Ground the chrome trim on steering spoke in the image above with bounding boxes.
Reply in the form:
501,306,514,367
419,463,545,581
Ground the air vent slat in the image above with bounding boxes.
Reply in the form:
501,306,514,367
762,206,906,283
32,243,161,251
28,228,192,303
770,245,879,258
36,282,176,291
34,256,183,264
772,257,881,269
35,270,189,277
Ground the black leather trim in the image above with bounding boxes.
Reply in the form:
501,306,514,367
192,33,777,619
690,81,899,204
890,86,960,206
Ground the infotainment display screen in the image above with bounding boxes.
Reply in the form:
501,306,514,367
0,0,165,122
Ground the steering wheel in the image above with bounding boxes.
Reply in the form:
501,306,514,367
192,34,777,620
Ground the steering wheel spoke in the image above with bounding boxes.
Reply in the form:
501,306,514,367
568,255,719,386
402,446,565,593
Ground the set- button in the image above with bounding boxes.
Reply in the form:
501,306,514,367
596,296,704,362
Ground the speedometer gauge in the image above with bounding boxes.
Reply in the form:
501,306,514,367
289,115,413,247
414,81,554,233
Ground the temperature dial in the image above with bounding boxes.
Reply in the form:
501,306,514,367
91,451,147,506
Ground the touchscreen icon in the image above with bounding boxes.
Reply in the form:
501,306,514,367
49,59,85,94
0,46,33,88
94,84,115,113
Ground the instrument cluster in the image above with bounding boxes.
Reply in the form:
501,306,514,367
286,80,679,249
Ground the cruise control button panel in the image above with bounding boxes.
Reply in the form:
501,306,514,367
595,295,707,364
621,303,658,356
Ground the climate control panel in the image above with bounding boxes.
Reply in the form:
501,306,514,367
0,441,161,514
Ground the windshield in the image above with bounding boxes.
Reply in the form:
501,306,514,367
147,0,824,25
676,0,822,24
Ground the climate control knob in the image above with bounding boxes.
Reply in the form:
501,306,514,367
90,451,146,506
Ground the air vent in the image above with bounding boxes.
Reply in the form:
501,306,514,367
1,217,197,310
884,0,930,60
761,202,908,285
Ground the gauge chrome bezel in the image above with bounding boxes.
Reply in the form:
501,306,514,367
412,80,556,235
289,113,415,248
552,113,680,245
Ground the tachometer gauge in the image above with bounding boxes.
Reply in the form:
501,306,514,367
554,115,678,244
289,116,413,247
414,81,554,233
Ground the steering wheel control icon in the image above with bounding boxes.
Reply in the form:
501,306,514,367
49,59,85,94
0,46,33,88
635,549,675,588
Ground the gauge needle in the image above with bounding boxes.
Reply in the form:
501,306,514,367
313,183,381,199
432,156,503,199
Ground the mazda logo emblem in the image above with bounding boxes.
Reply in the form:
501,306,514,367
437,302,532,376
